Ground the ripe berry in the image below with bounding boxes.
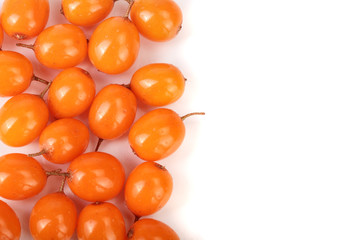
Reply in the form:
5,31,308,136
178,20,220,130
88,17,140,74
17,24,87,69
0,51,33,97
0,153,47,200
0,200,21,240
77,202,126,240
29,192,77,240
47,67,96,119
62,0,114,26
130,63,185,106
125,162,173,216
67,152,125,202
32,118,90,164
130,0,183,41
128,218,179,240
0,94,49,147
89,84,137,141
1,0,49,40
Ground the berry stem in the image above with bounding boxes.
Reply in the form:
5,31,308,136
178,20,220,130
58,175,67,193
181,112,205,121
28,149,48,157
16,43,34,50
134,215,140,223
39,81,52,99
95,138,104,152
46,169,70,178
32,75,50,85
121,83,131,89
124,0,134,18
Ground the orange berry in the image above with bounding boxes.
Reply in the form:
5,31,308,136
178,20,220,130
0,153,47,200
125,162,173,216
130,63,185,106
77,202,126,240
1,0,49,40
68,152,125,202
62,0,114,26
0,51,33,97
130,0,182,41
0,94,49,147
88,17,140,74
89,84,137,140
128,218,179,240
29,193,77,240
47,67,96,119
0,200,21,239
38,118,90,164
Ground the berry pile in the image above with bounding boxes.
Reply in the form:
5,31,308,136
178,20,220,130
0,0,204,239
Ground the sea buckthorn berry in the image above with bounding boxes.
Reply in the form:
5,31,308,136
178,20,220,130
128,218,180,240
88,17,140,74
0,94,49,147
17,24,88,69
0,200,21,240
128,108,185,161
47,67,96,119
34,118,90,164
67,152,126,202
0,153,47,200
62,0,114,26
77,202,126,240
89,84,137,140
1,0,49,40
125,162,173,216
0,51,33,97
130,0,183,42
29,192,77,240
130,63,185,106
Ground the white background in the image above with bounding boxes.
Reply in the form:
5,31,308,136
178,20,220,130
1,0,360,239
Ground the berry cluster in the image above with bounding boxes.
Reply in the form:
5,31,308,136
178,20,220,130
0,0,204,239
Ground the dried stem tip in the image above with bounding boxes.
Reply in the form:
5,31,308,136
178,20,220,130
181,112,205,121
16,43,34,50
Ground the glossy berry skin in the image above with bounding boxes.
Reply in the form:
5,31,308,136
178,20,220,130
128,219,179,240
1,0,49,40
48,67,96,119
39,118,90,164
88,17,140,74
130,0,182,42
0,51,33,97
125,162,173,216
130,63,185,106
29,193,77,240
33,24,87,69
0,200,21,240
0,154,47,200
68,152,125,202
89,84,137,140
0,94,49,147
129,108,185,161
62,0,114,26
77,202,126,240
